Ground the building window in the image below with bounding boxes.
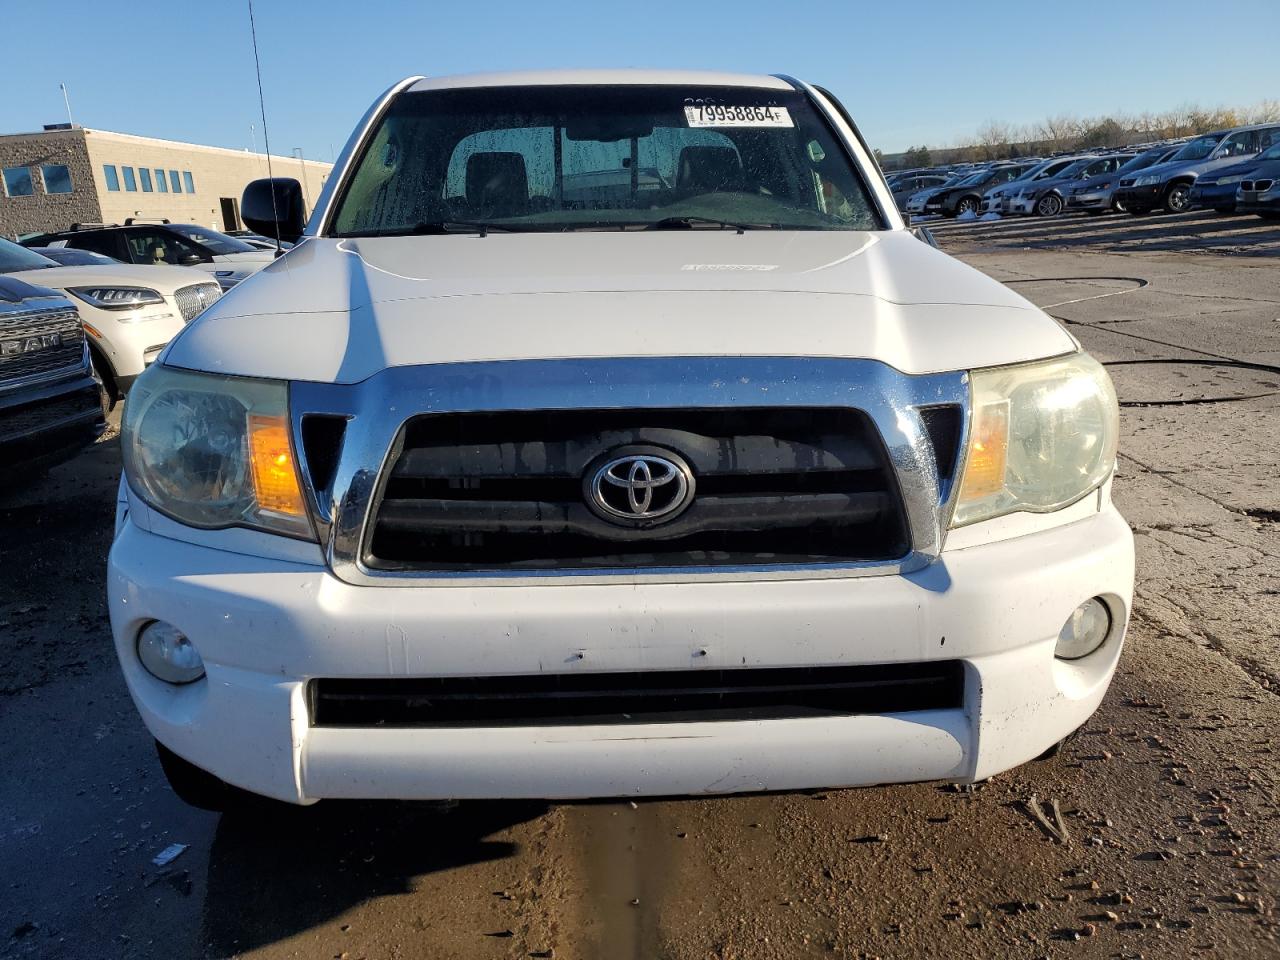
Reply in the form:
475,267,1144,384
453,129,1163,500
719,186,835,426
103,164,121,191
182,170,195,194
41,164,73,194
154,168,167,193
169,170,182,193
3,166,35,197
139,168,153,192
122,166,137,192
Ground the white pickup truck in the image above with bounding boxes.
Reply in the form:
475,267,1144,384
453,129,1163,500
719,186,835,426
109,70,1133,809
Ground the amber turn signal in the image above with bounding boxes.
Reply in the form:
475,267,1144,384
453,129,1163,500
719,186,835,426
247,414,307,516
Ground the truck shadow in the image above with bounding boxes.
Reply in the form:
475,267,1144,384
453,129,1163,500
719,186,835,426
200,798,548,955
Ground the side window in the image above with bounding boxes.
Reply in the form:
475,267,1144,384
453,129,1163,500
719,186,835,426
155,168,168,193
2,166,34,197
124,229,206,265
139,168,153,192
41,164,73,194
103,164,121,192
122,166,137,191
169,170,182,193
67,232,126,259
1258,128,1280,152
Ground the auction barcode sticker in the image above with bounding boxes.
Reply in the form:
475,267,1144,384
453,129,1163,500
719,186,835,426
684,105,793,128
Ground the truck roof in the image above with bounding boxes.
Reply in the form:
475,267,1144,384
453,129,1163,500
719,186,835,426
406,69,795,93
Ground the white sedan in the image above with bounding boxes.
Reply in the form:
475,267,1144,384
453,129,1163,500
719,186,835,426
5,241,221,404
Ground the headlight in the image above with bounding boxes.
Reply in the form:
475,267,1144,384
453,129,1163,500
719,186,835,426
951,353,1118,527
1096,181,1112,190
1134,174,1161,187
122,365,313,539
1216,175,1243,187
67,286,165,311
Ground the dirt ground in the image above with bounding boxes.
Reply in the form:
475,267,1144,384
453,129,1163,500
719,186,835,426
2,209,1277,959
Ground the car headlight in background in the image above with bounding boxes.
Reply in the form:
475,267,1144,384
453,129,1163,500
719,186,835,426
1134,174,1161,187
951,352,1119,527
1215,175,1244,187
66,286,165,312
122,365,313,539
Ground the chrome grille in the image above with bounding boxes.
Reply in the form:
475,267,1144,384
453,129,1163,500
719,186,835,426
173,282,221,323
0,308,85,385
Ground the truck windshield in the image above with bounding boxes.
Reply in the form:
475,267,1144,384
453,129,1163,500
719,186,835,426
329,85,881,234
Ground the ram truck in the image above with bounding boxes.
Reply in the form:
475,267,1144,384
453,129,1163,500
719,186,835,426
109,70,1133,809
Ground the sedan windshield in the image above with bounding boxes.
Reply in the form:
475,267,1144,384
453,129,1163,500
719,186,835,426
1256,141,1280,161
166,223,258,255
329,85,881,234
1171,135,1222,162
0,237,58,274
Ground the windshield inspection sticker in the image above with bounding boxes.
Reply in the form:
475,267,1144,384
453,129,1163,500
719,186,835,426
684,105,793,128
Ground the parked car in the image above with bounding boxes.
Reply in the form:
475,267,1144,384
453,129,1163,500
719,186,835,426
226,230,295,251
2,238,221,403
904,169,983,215
23,220,275,290
981,157,1078,214
923,162,1040,217
1189,138,1280,213
1236,159,1280,219
1007,154,1134,217
1066,145,1182,214
1112,124,1280,215
108,70,1132,810
890,173,950,212
0,251,103,474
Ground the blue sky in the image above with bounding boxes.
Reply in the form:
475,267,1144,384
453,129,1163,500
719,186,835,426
2,1,1276,158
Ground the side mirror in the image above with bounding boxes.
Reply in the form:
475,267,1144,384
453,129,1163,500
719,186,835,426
242,177,307,245
178,252,205,266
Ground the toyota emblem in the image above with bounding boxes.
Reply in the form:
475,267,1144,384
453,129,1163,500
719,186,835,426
585,448,695,525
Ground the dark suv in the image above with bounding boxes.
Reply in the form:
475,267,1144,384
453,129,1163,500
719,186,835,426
22,220,273,291
0,245,104,473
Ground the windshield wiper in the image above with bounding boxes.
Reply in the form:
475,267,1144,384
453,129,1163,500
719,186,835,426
645,216,777,234
343,221,524,238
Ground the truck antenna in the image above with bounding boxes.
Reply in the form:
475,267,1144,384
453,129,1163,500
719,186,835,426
247,0,282,255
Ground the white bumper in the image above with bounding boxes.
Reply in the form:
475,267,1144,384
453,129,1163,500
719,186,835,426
108,508,1134,803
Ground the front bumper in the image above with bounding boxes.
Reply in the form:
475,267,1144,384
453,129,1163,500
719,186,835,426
1188,183,1238,209
0,367,104,468
1007,196,1038,214
1112,184,1163,211
1237,189,1279,214
109,505,1135,803
1066,190,1111,209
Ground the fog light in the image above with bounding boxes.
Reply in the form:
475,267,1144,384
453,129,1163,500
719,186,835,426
1055,598,1112,660
137,621,205,684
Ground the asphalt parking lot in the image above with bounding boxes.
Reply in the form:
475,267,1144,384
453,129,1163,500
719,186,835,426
2,211,1277,960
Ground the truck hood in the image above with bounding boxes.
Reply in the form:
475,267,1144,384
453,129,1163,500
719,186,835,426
166,230,1076,382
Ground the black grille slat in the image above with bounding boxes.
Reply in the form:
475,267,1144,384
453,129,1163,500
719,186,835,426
376,491,889,538
367,407,909,571
310,662,965,727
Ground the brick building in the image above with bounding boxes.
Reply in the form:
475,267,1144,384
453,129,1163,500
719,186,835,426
0,125,332,239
